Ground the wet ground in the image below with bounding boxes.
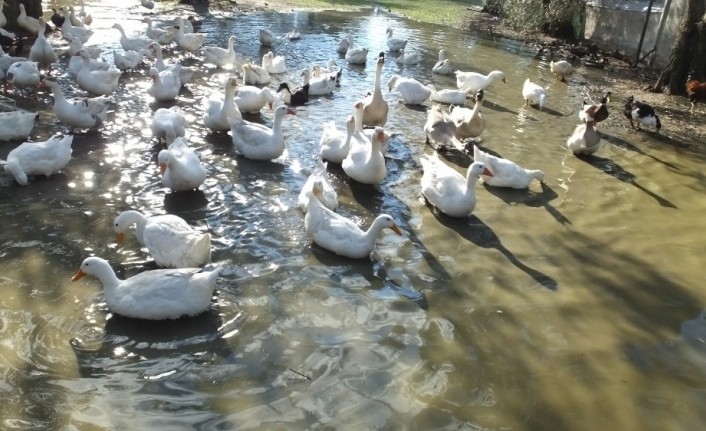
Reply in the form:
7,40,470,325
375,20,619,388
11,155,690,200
0,2,705,430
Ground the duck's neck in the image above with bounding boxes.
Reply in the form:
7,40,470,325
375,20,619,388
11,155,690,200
227,38,235,52
94,262,122,291
373,63,383,97
81,56,90,68
122,211,149,243
363,216,389,244
527,170,543,180
354,109,364,132
471,99,482,117
177,21,185,37
49,83,67,104
302,71,310,85
438,51,444,62
146,21,153,31
464,170,480,193
272,111,286,135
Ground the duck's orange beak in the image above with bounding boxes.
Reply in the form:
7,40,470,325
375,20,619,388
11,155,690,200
268,101,273,110
159,163,167,175
116,232,125,245
483,168,494,177
502,77,507,84
377,131,384,142
72,269,86,282
287,108,296,115
391,224,403,236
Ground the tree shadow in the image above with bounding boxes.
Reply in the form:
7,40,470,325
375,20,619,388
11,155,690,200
576,154,678,209
432,211,558,291
601,132,680,170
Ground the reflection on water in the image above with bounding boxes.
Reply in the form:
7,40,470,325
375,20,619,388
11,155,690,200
0,2,705,430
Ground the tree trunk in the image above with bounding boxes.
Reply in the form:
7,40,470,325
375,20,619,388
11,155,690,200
4,0,44,33
653,0,706,95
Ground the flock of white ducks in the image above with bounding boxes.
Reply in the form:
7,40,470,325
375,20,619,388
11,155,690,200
0,3,631,321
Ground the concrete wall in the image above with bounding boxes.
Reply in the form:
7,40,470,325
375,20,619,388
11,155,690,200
583,0,684,68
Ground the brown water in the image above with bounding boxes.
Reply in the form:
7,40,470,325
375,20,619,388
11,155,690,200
1,2,705,430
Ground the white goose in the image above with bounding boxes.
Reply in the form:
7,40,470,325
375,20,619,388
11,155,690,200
147,42,194,86
112,23,151,52
259,28,275,46
320,115,355,165
566,122,602,155
301,68,335,96
76,50,121,96
432,49,452,75
298,161,338,212
203,36,237,68
158,137,207,191
203,76,241,132
336,36,349,54
424,104,464,151
29,18,57,72
522,78,546,110
455,70,506,93
395,48,420,65
353,100,390,152
363,53,388,126
60,9,93,43
265,51,287,74
345,34,368,64
114,210,211,268
420,153,492,217
1,134,73,186
6,61,40,91
17,4,42,34
450,89,485,139
67,6,83,28
304,180,403,259
229,105,295,160
142,17,175,46
342,126,387,185
388,75,431,105
65,33,102,59
385,28,407,52
113,49,151,72
0,47,27,81
427,84,469,105
0,111,36,141
69,52,108,76
40,78,111,131
234,86,274,113
148,66,181,102
287,30,301,40
473,146,544,189
151,107,186,143
550,60,572,81
242,62,270,85
71,256,222,320
175,17,205,53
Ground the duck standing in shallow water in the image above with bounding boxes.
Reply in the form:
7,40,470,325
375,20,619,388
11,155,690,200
579,91,611,126
566,121,602,155
1,134,73,185
456,70,506,93
473,146,544,189
623,96,661,132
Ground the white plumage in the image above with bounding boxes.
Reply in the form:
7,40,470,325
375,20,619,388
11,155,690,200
1,134,73,185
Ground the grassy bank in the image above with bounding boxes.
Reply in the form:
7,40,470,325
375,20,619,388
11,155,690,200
233,0,482,27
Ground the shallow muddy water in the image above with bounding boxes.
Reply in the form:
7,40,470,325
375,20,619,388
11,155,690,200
0,2,705,430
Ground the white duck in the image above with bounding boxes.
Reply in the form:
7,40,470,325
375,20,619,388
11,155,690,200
353,100,390,152
265,51,287,74
113,49,151,72
158,137,207,191
242,62,270,85
456,70,506,93
151,107,186,143
395,48,420,65
71,256,221,320
40,78,111,131
342,126,387,185
427,84,469,105
304,180,403,259
1,134,73,185
203,35,237,68
301,68,335,96
320,115,355,164
148,66,181,102
450,89,485,139
175,18,205,53
432,49,452,75
0,47,27,81
142,17,175,46
203,76,241,132
420,153,492,217
363,53,388,127
388,75,431,105
298,161,338,212
17,4,42,34
385,28,407,52
424,104,464,151
234,86,274,113
141,0,155,10
473,146,544,189
566,122,602,155
67,6,83,28
69,53,108,76
29,18,57,72
522,78,546,110
147,42,194,86
76,50,121,96
78,1,92,26
60,9,92,43
550,60,572,81
114,210,211,268
344,34,368,64
0,111,36,141
229,105,295,161
336,36,349,54
311,65,341,86
287,30,301,40
259,28,275,46
65,33,102,59
6,61,40,91
112,23,151,52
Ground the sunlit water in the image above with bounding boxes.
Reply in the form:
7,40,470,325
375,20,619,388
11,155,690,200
0,2,705,430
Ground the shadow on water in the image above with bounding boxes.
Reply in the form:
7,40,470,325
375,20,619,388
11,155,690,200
432,211,558,291
576,154,678,209
163,189,209,213
484,182,572,225
482,100,517,115
601,132,680,170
